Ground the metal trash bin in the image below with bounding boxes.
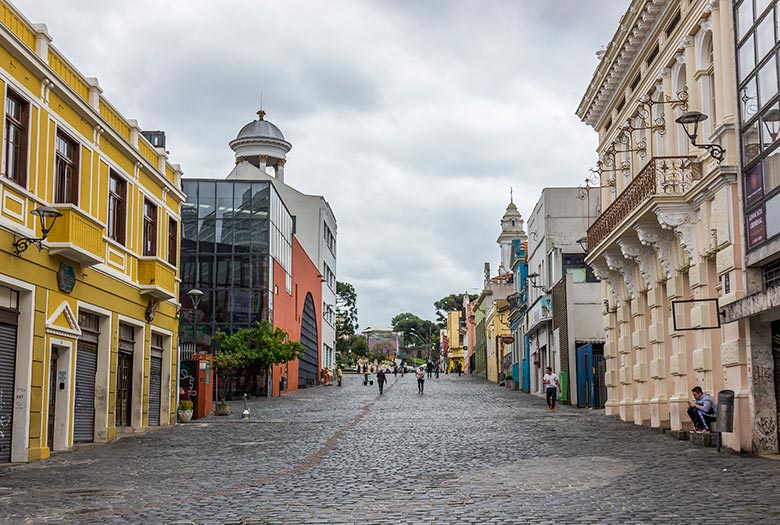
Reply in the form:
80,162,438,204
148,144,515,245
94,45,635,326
716,389,734,433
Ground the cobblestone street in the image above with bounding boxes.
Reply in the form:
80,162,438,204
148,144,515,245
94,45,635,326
2,373,780,524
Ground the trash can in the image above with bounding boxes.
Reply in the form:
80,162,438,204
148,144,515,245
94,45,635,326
279,377,288,392
716,389,734,433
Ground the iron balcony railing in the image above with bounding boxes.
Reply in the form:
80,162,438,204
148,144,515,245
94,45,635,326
587,155,701,251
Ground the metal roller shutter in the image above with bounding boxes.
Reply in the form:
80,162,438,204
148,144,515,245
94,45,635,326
298,293,319,388
0,322,19,463
148,356,162,426
73,343,97,442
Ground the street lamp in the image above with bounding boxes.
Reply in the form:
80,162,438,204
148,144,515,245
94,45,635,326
763,107,780,143
187,288,204,350
13,206,62,255
675,111,725,163
576,236,588,254
526,272,550,294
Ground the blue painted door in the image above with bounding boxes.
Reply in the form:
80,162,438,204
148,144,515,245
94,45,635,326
576,343,594,408
521,337,530,393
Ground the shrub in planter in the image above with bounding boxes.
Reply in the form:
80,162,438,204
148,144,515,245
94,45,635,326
216,401,231,416
177,400,194,423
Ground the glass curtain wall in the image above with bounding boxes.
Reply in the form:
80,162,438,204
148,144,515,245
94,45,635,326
735,0,780,249
180,180,294,344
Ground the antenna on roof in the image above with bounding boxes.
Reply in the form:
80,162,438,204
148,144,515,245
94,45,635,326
258,92,265,120
510,187,513,203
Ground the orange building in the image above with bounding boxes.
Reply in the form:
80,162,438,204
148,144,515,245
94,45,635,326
269,237,322,396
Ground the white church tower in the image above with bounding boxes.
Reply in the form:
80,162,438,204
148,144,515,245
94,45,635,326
496,191,526,274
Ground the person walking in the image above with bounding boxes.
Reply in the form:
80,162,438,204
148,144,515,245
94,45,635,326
457,362,462,377
543,367,560,411
416,366,425,394
377,368,387,395
434,361,440,378
426,361,433,378
393,365,398,377
336,367,343,387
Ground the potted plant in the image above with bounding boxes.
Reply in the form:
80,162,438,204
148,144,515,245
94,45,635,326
177,400,193,423
216,400,231,416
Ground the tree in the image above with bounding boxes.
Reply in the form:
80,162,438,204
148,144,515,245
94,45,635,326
434,293,477,326
213,321,303,397
391,312,437,357
336,334,368,362
336,281,359,337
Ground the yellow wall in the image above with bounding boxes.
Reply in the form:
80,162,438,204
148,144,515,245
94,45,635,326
0,0,184,462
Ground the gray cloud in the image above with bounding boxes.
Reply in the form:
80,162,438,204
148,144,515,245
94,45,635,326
16,0,627,327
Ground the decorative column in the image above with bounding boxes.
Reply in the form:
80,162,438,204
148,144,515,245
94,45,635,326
604,251,637,423
258,155,268,173
591,260,621,416
275,158,286,183
619,237,656,425
656,206,698,430
636,224,675,428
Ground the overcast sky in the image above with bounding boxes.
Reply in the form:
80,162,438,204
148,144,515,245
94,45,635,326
17,0,627,329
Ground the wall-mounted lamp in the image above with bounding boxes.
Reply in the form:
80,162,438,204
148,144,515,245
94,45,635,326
526,272,550,294
763,107,780,143
576,236,588,254
13,206,62,256
675,111,725,163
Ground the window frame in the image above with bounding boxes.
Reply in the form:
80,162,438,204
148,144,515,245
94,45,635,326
4,89,29,187
54,129,80,204
143,198,158,256
168,217,178,267
107,171,127,245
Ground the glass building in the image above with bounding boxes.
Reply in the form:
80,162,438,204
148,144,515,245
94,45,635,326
180,179,293,346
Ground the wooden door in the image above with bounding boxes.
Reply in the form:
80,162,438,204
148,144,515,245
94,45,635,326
47,352,58,448
115,352,132,427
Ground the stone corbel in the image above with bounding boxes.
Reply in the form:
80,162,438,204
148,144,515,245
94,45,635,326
590,259,622,306
618,237,655,291
604,250,638,300
679,36,694,50
92,125,104,146
704,0,720,13
658,67,672,80
635,224,674,282
656,206,699,269
40,78,53,105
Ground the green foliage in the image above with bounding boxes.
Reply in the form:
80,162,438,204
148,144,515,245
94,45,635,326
336,333,368,357
336,281,359,336
177,400,193,411
434,293,476,326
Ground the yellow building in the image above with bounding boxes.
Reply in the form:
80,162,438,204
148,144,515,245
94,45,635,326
445,310,464,373
0,2,184,463
485,298,510,383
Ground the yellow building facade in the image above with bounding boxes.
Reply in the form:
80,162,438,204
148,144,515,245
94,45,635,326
446,310,465,372
0,2,184,463
485,299,510,384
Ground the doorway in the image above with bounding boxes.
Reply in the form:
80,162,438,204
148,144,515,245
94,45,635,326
47,350,58,448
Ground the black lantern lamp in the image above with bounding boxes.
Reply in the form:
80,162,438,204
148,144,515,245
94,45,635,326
763,107,780,143
13,206,62,256
675,111,725,163
576,236,588,254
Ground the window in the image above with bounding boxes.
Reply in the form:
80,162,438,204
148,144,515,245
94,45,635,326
665,10,681,37
143,198,157,256
323,221,336,255
107,172,126,244
55,130,79,204
4,90,28,185
168,217,178,266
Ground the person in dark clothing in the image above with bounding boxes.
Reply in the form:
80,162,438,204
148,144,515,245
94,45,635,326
377,368,387,394
435,361,440,378
426,361,433,378
457,362,462,376
416,366,425,394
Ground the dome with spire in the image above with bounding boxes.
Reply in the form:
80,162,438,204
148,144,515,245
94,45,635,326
235,110,286,141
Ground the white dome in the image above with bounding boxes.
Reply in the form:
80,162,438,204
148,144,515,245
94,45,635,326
236,116,285,141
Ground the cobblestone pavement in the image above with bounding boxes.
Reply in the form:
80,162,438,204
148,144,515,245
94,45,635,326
2,372,780,524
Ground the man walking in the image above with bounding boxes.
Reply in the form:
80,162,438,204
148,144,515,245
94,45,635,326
543,367,560,411
377,368,387,395
336,367,343,387
426,361,433,378
416,366,425,394
687,386,717,432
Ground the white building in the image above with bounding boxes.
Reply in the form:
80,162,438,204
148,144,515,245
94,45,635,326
525,188,601,403
226,110,338,370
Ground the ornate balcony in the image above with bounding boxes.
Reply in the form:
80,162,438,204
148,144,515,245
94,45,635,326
47,205,105,266
587,156,701,252
138,258,177,300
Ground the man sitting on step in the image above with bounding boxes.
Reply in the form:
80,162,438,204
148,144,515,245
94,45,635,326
687,386,717,433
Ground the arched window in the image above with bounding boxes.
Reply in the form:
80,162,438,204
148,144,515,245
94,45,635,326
707,37,717,134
